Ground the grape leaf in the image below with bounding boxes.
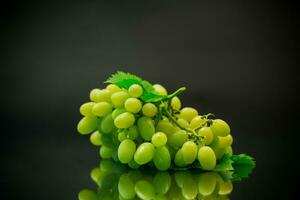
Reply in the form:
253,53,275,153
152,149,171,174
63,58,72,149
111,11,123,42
106,71,185,102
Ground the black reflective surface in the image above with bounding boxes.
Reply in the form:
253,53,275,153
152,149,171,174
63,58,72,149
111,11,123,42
0,0,297,200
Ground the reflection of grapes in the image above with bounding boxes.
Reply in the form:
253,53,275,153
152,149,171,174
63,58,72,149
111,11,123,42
78,159,233,200
77,72,245,171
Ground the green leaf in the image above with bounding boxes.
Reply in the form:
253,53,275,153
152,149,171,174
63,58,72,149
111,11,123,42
214,153,234,171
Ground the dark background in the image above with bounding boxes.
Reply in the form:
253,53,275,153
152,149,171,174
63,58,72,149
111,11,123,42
0,0,298,199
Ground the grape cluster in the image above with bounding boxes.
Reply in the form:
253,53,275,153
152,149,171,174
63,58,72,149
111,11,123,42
79,159,233,200
78,81,234,171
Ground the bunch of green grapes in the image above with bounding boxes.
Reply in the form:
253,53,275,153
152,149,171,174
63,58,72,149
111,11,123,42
77,74,234,171
78,159,233,200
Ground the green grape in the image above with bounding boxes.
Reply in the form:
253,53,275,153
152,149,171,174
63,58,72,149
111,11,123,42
217,135,233,148
153,172,171,194
100,113,114,134
198,146,216,170
182,174,198,200
111,107,126,119
153,84,167,95
118,131,127,142
198,127,214,145
101,134,114,148
153,146,171,171
90,88,112,102
111,91,129,107
99,146,113,158
106,84,121,93
198,172,217,196
166,145,176,159
89,131,102,146
125,98,142,113
218,180,233,195
168,130,188,149
225,146,233,155
80,102,95,117
137,117,155,141
92,102,112,117
128,84,143,98
134,180,155,200
77,116,99,135
177,118,190,128
182,141,198,164
134,142,155,165
151,132,167,147
156,119,176,136
78,189,98,200
210,119,230,137
128,159,140,169
118,174,136,199
179,107,198,122
118,139,136,164
114,112,135,128
154,194,168,200
170,96,181,111
128,125,139,140
142,103,158,117
174,149,186,167
90,167,101,183
190,115,203,129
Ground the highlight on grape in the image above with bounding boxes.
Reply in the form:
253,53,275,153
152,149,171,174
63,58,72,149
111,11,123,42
77,71,255,172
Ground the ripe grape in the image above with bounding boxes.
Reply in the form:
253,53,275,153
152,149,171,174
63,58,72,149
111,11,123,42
78,189,98,200
190,115,203,129
151,132,167,147
99,113,114,134
111,107,126,119
77,116,99,135
89,131,102,146
90,88,111,103
198,127,214,145
99,146,113,159
217,134,233,148
134,142,155,165
171,96,181,111
80,102,95,117
118,139,136,164
210,119,230,136
179,107,198,122
182,141,198,164
128,84,143,97
153,84,167,95
142,103,158,117
114,112,135,128
153,146,171,171
168,130,188,149
127,125,139,140
198,146,216,170
111,91,129,107
92,102,112,117
174,149,186,167
156,119,176,136
137,117,155,141
106,84,121,93
177,118,190,128
124,98,142,113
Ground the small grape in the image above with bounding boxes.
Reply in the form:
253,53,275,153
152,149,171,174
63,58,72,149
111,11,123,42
77,116,99,135
198,127,214,145
156,119,177,135
99,146,113,158
90,88,111,102
137,117,155,141
217,134,233,148
142,103,158,117
118,139,136,164
177,118,190,128
153,84,168,95
168,130,188,149
106,84,121,93
134,142,155,165
89,131,102,146
151,132,167,147
92,102,112,117
90,167,101,183
198,146,216,170
118,174,136,199
181,141,198,164
114,112,135,128
127,125,139,140
111,107,126,119
210,119,230,137
111,91,129,107
135,180,155,200
128,84,143,97
180,107,198,122
153,146,171,171
80,102,95,117
124,98,142,113
170,96,181,111
118,131,127,142
174,149,186,167
78,189,98,200
100,113,114,134
190,115,203,129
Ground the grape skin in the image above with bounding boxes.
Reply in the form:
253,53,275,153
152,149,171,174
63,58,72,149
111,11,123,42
151,132,167,147
124,98,142,113
142,103,158,117
134,142,155,165
118,139,136,164
114,112,135,129
128,84,143,98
